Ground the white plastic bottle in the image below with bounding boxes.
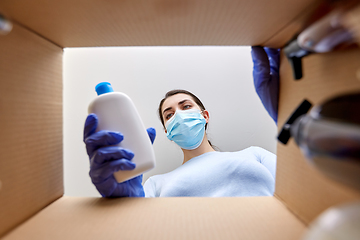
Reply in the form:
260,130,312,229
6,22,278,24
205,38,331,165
88,82,156,183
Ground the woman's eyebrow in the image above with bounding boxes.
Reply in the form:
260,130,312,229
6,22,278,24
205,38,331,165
163,106,173,115
163,99,192,115
178,99,191,105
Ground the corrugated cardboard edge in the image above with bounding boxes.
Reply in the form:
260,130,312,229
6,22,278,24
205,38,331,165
2,196,306,240
0,22,63,237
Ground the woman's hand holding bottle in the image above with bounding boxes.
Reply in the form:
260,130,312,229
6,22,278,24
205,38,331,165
83,113,156,197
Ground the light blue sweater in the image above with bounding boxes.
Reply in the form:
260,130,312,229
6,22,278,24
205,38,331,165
143,146,276,197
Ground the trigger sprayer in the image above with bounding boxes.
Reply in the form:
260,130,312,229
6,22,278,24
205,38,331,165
284,10,354,80
278,92,360,191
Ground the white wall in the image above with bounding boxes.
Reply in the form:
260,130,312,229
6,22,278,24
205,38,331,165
63,46,277,197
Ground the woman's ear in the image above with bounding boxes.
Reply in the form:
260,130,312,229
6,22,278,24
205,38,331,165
202,110,210,123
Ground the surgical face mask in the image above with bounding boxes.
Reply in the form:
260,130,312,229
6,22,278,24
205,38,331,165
165,109,207,150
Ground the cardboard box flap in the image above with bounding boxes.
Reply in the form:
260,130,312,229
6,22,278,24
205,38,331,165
2,196,306,240
0,0,318,48
0,23,63,237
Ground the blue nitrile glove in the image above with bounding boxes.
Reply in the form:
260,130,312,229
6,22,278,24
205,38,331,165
83,113,156,198
251,46,280,124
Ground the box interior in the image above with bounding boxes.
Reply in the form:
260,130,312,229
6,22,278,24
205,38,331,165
1,0,360,239
0,23,63,237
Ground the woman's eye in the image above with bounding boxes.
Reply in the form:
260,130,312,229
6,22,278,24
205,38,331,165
166,113,173,120
183,105,191,110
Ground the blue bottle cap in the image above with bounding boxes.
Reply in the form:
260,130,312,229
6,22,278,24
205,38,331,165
95,82,114,95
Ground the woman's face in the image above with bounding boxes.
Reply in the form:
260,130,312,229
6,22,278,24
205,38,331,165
161,93,204,128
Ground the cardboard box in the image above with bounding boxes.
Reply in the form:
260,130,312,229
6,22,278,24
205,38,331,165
1,1,360,239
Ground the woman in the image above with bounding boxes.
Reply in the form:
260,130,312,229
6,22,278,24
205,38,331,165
83,46,280,198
